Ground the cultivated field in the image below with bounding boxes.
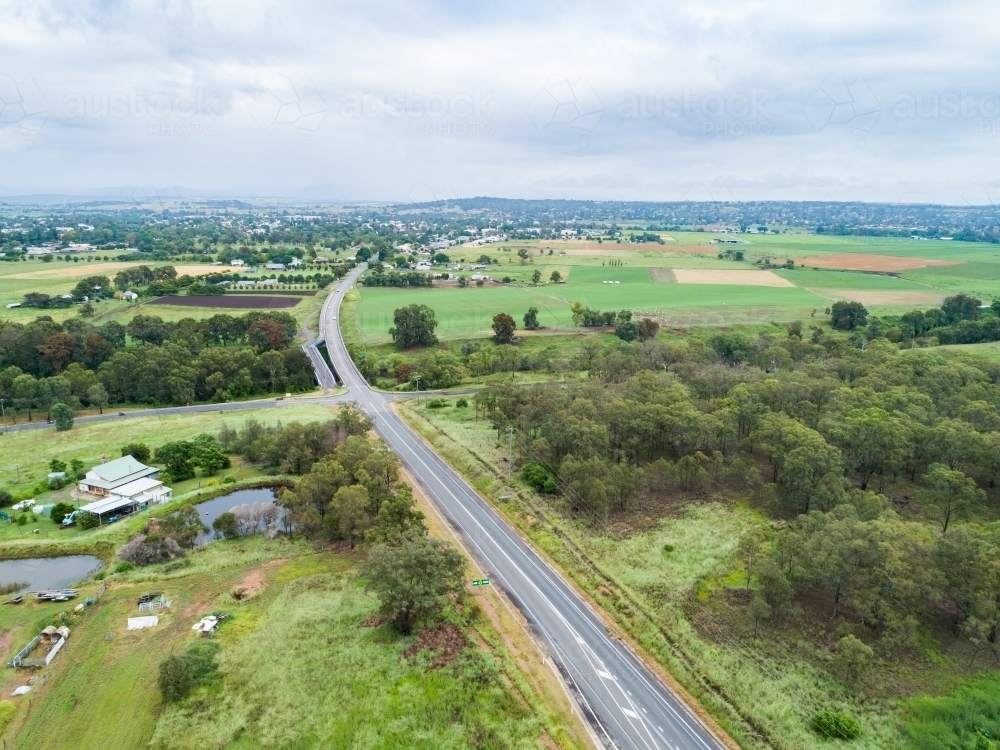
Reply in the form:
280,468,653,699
671,269,794,287
149,295,301,309
797,252,958,272
353,234,1000,343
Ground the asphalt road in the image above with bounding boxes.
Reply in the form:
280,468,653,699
319,267,730,750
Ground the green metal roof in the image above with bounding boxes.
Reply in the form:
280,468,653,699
84,457,158,490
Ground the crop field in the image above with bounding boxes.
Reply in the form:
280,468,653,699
148,295,301,309
353,234,1000,343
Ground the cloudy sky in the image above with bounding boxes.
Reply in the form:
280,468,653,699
0,0,998,204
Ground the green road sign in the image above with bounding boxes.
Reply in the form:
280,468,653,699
471,578,490,587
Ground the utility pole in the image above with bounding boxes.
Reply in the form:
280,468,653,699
506,426,515,481
0,398,6,434
413,374,421,405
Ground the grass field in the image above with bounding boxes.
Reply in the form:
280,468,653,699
0,533,577,750
0,402,339,540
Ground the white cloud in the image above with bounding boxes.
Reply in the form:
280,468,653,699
0,0,998,202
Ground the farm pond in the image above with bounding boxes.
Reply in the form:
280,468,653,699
0,555,104,593
188,487,281,545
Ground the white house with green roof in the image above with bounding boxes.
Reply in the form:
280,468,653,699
78,456,160,497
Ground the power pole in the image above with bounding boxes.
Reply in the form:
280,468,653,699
506,426,515,481
0,398,6,434
413,374,421,405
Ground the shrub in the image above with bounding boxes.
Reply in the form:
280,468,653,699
157,640,221,702
52,403,74,431
0,489,11,508
222,475,237,484
15,515,27,527
426,398,448,409
212,511,240,540
120,442,151,463
521,461,555,492
114,561,134,574
117,534,186,566
812,712,861,740
77,511,99,530
49,502,75,525
204,478,218,487
455,397,468,408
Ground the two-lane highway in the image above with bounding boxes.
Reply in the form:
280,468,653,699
318,268,731,750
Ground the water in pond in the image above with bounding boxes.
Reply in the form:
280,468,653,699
0,555,104,593
190,487,281,545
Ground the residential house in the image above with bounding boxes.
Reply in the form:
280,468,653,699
230,259,245,267
78,456,160,497
265,262,286,271
257,278,279,287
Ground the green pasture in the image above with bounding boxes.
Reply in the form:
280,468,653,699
355,282,826,343
0,403,338,526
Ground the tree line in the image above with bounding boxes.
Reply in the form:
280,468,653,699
0,311,311,417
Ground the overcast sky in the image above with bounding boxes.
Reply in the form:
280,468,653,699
0,0,998,204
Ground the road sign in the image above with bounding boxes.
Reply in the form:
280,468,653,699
471,578,490,587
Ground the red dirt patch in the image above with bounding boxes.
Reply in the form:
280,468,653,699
403,623,468,668
150,295,300,308
799,253,959,272
362,613,390,628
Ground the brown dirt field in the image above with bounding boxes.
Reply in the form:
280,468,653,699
149,295,300,309
5,263,221,280
806,288,948,306
672,269,795,287
799,253,959,272
649,268,676,283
